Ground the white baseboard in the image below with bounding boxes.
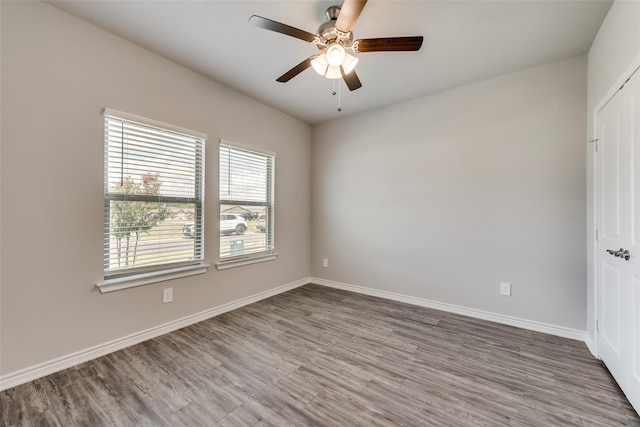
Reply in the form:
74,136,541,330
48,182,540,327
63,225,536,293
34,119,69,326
0,277,309,391
311,277,586,342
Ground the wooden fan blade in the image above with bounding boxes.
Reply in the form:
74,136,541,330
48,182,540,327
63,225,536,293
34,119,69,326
335,0,368,33
249,15,317,43
341,66,362,91
353,36,424,53
277,56,316,82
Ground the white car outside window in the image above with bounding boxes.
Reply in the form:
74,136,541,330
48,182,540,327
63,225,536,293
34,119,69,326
220,214,247,235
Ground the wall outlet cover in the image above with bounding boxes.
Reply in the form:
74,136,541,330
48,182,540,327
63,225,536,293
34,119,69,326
163,288,173,303
500,282,511,297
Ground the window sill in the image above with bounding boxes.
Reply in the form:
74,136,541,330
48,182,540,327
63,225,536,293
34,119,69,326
96,263,210,293
215,253,278,270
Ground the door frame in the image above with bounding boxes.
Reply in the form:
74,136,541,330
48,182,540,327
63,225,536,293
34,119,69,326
591,53,640,358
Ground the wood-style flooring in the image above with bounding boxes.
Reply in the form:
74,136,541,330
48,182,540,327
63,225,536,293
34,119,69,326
1,284,639,426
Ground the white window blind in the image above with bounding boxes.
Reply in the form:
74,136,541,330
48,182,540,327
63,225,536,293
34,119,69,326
219,141,275,260
104,110,205,277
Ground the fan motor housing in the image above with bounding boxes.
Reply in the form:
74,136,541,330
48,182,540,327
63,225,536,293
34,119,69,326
317,6,352,48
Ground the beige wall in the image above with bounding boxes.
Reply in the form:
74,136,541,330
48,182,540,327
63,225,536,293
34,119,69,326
311,56,588,330
0,1,311,375
586,0,640,350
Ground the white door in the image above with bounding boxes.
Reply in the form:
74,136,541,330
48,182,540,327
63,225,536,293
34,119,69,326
597,67,640,414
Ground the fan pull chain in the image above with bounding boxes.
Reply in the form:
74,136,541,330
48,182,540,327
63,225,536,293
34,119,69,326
329,79,342,112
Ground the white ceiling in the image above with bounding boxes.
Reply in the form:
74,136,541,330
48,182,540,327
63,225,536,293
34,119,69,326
49,0,612,125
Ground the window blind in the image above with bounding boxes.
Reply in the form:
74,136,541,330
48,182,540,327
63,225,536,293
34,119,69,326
104,111,205,276
219,142,274,259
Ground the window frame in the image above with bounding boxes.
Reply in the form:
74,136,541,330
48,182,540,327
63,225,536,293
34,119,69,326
216,139,277,270
97,108,209,293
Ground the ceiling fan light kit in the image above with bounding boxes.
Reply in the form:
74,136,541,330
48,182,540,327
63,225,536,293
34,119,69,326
311,45,359,79
249,0,423,98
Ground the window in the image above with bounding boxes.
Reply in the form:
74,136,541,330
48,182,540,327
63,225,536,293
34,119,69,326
100,109,206,291
218,140,275,268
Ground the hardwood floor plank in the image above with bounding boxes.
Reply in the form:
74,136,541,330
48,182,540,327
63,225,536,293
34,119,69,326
301,389,405,427
85,360,169,427
100,350,192,418
1,283,638,426
39,370,100,427
522,384,638,426
1,381,53,427
166,401,222,426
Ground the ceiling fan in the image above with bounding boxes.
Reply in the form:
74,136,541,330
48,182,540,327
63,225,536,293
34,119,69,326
249,0,423,92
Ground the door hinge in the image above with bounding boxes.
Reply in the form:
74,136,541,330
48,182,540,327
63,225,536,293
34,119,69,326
596,319,599,332
596,229,598,241
588,138,599,152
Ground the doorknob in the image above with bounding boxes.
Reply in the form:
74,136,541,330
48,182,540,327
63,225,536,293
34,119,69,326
606,248,631,260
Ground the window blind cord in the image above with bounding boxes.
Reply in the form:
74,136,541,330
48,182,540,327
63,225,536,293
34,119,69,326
227,148,231,196
120,120,124,187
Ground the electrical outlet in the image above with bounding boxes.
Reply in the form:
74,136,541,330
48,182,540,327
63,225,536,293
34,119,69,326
322,258,329,268
163,287,173,303
500,282,511,297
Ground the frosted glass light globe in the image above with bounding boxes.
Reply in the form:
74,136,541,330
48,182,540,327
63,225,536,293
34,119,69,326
326,44,346,66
